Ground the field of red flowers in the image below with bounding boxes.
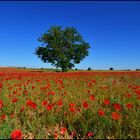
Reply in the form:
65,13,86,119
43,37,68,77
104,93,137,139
0,68,140,139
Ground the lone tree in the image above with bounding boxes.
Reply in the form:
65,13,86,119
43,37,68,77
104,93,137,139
35,26,90,72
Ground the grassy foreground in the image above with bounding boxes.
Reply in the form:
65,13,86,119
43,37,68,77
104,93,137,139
0,69,140,139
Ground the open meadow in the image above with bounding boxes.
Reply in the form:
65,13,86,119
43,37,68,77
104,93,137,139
0,68,140,139
1,1,140,139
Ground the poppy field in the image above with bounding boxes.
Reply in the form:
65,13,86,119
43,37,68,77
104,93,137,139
0,68,140,139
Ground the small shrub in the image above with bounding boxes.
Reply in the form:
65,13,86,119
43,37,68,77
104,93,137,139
109,67,113,70
87,67,91,71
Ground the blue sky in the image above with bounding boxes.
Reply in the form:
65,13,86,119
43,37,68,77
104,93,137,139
0,1,140,70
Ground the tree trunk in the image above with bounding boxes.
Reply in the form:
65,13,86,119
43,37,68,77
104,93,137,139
62,67,68,72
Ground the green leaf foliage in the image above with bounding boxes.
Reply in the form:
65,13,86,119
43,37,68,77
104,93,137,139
35,26,91,72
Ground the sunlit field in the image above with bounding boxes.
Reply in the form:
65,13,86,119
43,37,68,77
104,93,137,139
0,68,140,139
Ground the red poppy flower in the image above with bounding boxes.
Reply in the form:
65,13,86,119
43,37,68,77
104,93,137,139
69,107,75,112
46,104,53,111
69,131,76,138
113,103,121,111
87,90,90,93
60,127,67,135
89,94,95,101
104,99,110,105
126,103,133,109
91,79,96,83
135,90,140,95
138,95,140,100
20,106,25,112
57,100,63,106
83,101,89,109
8,87,13,91
128,85,132,88
112,112,120,120
0,83,2,88
50,91,55,95
53,132,58,139
12,98,18,103
88,82,92,88
112,80,116,84
42,100,48,106
87,131,94,137
13,91,17,95
100,86,108,90
126,93,132,98
26,100,37,109
24,90,28,95
64,91,67,96
1,114,6,120
10,113,15,118
98,109,105,117
32,86,35,89
11,130,22,139
69,103,75,107
0,100,3,109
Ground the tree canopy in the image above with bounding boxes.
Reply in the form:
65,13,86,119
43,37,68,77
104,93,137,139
35,26,91,72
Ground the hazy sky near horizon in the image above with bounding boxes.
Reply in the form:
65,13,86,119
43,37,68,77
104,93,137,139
0,1,140,70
